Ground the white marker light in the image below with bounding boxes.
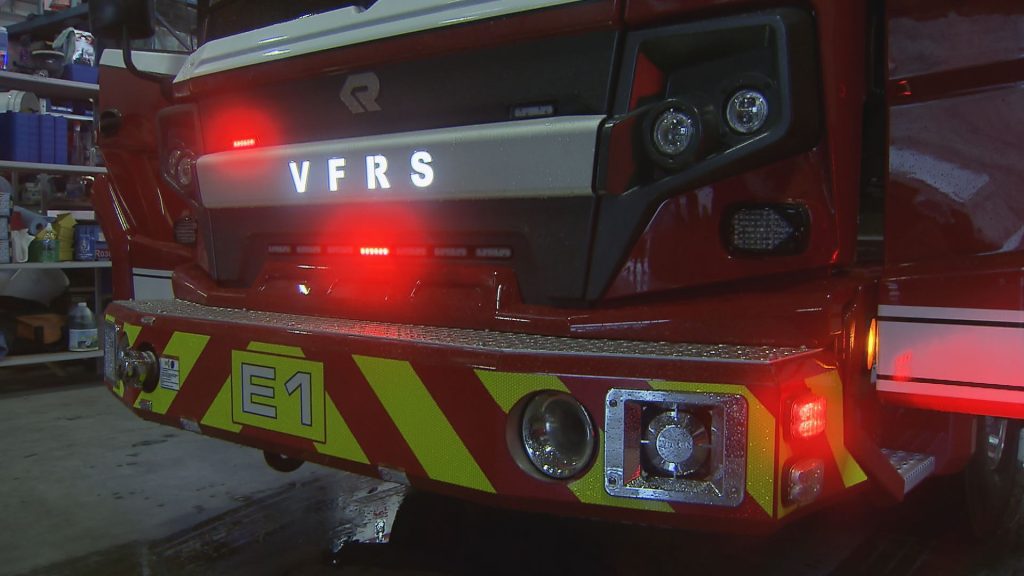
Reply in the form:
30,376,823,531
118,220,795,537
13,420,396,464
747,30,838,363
410,150,433,188
726,89,769,134
366,155,390,189
328,157,346,192
289,161,310,194
652,109,695,157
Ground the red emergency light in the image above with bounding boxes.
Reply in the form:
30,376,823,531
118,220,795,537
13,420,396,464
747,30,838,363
359,247,390,256
790,394,827,439
232,138,257,149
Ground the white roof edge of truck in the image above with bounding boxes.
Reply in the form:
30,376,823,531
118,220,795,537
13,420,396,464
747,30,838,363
174,0,585,83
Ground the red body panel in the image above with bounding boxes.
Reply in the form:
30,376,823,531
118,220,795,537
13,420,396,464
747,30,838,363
877,0,1024,426
94,65,194,299
94,0,1024,532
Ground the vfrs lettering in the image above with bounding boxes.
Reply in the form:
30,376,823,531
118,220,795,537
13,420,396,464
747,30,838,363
287,151,433,194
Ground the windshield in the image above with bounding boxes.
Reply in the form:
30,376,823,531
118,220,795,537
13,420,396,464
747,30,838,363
133,0,198,53
203,0,376,44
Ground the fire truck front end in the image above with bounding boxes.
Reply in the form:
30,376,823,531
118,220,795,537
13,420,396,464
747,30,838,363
95,0,936,533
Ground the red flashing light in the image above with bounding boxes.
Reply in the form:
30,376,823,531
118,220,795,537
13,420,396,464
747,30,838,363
232,138,257,149
359,247,390,256
791,394,827,439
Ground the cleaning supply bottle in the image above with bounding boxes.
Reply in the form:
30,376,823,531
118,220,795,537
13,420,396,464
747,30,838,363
37,222,58,262
0,27,8,70
68,302,98,352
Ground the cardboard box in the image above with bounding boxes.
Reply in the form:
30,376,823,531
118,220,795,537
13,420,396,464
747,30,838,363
16,314,65,346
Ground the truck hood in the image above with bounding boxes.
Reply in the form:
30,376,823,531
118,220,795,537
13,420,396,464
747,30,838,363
175,0,586,83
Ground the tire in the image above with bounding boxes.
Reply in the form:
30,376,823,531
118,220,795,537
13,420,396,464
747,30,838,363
965,416,1024,545
263,451,304,472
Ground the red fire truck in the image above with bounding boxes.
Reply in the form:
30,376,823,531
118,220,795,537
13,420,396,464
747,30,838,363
91,0,1024,540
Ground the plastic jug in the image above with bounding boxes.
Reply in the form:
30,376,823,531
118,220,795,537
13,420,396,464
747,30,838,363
68,302,98,352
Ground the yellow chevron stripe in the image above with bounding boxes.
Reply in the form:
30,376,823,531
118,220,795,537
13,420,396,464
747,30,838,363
776,425,796,519
651,380,775,516
133,331,209,415
355,355,494,493
123,323,141,346
202,377,242,433
806,371,867,488
247,342,305,358
476,370,569,412
314,396,369,464
569,429,674,513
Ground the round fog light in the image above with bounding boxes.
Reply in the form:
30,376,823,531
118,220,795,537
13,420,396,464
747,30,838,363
651,108,696,157
725,89,768,134
520,392,595,479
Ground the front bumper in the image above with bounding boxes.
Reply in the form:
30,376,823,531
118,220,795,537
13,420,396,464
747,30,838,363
104,299,866,530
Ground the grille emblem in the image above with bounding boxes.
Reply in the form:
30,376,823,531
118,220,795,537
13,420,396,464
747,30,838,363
339,72,381,114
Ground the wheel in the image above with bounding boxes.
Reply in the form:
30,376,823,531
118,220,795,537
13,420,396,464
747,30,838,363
965,416,1024,544
262,451,304,472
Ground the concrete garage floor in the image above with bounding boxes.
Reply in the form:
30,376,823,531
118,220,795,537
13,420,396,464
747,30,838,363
0,371,383,576
4,367,1024,576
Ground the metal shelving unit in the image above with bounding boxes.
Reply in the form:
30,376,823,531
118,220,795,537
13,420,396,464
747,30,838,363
0,261,109,367
0,349,102,368
0,69,108,370
0,260,110,270
0,70,98,100
0,160,104,176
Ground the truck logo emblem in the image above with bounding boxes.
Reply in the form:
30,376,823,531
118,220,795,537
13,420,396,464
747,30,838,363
339,72,381,114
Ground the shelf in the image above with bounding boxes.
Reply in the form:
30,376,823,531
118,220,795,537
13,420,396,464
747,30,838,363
49,112,93,122
0,349,102,368
0,261,111,270
0,70,98,100
7,5,90,39
0,160,105,175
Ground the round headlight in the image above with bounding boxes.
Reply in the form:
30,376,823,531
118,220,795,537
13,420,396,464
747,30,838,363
651,108,696,157
520,392,595,480
725,89,769,134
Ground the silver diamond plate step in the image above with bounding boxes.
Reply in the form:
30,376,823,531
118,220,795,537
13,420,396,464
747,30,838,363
116,299,817,364
882,449,936,495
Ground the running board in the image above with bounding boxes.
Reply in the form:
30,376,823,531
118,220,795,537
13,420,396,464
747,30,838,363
881,449,935,495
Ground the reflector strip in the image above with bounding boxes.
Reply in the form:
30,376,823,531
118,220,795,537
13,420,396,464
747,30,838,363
477,370,568,412
355,355,495,493
805,373,867,489
315,396,370,464
569,429,674,513
133,331,210,415
202,377,243,433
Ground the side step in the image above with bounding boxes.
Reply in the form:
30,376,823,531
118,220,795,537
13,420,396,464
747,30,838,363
881,449,936,495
